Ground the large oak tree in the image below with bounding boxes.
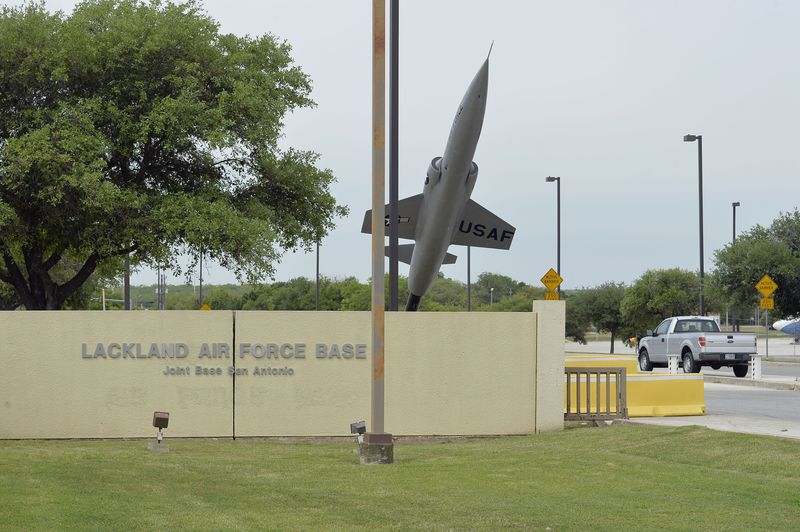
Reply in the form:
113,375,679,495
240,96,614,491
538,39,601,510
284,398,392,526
0,0,346,309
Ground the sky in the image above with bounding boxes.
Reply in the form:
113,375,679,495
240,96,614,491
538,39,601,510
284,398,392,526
16,0,800,289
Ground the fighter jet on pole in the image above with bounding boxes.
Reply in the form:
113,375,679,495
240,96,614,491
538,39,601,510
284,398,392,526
362,52,515,311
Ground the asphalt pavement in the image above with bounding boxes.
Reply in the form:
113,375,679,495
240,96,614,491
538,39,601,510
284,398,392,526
633,383,800,440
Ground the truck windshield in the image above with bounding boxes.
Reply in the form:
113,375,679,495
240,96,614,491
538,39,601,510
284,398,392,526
674,319,720,333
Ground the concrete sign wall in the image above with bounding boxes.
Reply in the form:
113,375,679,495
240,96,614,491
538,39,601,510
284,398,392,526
0,304,565,439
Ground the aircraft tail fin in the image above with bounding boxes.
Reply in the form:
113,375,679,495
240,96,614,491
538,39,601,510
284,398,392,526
450,199,515,250
362,194,423,240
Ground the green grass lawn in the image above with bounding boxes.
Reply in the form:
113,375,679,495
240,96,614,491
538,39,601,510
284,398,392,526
2,425,800,530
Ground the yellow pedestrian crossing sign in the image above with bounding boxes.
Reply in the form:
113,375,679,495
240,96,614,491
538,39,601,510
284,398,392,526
755,275,778,298
540,268,563,291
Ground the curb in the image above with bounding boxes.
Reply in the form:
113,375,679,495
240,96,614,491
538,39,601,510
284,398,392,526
703,375,800,391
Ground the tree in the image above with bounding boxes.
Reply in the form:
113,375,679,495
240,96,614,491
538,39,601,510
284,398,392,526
0,1,346,309
564,290,591,344
713,213,800,319
0,280,18,310
584,282,626,353
472,272,524,307
620,268,700,337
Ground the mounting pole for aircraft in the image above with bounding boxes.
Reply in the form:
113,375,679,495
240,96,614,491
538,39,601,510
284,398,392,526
389,0,399,312
361,0,392,465
467,246,471,311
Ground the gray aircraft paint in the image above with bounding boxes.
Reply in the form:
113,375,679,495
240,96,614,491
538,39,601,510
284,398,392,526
362,54,515,310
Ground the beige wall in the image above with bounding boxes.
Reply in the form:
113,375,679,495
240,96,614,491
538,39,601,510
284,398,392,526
0,308,563,439
533,301,566,433
0,311,234,438
234,311,371,437
385,313,537,435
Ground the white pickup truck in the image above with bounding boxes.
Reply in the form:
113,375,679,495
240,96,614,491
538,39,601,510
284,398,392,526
638,316,757,377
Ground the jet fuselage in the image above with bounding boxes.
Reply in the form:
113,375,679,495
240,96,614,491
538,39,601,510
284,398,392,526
406,59,489,309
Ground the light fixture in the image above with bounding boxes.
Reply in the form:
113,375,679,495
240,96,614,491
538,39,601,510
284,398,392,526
153,411,169,443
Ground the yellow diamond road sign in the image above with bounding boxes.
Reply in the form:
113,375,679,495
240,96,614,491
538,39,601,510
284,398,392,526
756,275,778,298
540,268,563,291
760,297,774,310
545,291,560,301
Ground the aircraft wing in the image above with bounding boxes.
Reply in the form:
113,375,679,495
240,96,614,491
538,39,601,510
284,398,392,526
450,199,515,250
361,194,423,240
381,243,456,265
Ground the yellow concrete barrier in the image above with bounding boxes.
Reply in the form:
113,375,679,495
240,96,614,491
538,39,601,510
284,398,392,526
565,354,638,373
565,355,705,417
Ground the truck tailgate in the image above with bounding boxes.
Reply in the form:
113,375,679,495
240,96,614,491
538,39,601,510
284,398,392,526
702,333,757,354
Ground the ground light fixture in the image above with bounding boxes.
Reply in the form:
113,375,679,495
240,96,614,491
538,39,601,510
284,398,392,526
351,420,367,444
148,411,170,452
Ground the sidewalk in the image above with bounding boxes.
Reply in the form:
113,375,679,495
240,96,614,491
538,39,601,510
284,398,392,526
703,373,800,391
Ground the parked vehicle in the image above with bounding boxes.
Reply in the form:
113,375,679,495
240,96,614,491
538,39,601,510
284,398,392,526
638,316,757,377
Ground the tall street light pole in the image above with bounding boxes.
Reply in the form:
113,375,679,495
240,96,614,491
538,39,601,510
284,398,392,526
315,240,320,311
388,0,399,311
545,176,561,293
684,134,704,315
731,201,740,331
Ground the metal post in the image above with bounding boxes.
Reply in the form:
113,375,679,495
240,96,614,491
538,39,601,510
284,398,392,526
388,0,399,312
316,241,320,311
467,245,471,311
370,0,386,435
199,247,203,307
765,308,769,360
124,258,131,310
556,176,561,294
546,176,561,293
731,201,739,331
697,136,705,315
156,266,161,310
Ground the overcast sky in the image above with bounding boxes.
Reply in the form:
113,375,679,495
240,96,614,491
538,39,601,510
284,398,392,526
22,0,800,289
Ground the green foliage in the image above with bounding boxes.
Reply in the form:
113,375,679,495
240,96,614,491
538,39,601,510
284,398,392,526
564,290,591,344
713,210,800,318
569,282,626,352
0,1,346,309
0,280,18,309
620,268,700,337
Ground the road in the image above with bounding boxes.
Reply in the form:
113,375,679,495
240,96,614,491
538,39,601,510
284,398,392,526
566,339,800,438
638,383,800,440
703,363,800,379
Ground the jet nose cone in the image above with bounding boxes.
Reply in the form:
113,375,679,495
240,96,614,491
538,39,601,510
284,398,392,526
469,57,489,103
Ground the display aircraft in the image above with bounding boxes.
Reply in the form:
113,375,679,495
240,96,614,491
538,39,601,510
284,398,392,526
362,51,515,311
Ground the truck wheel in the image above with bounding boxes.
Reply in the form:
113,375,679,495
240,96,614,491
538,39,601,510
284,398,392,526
733,365,748,378
683,352,700,373
710,363,721,370
638,349,653,372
